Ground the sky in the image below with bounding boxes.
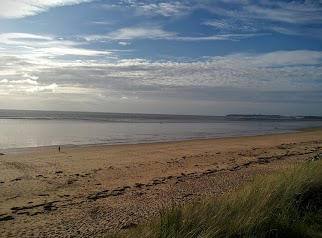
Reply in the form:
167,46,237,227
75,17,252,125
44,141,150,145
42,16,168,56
0,0,321,116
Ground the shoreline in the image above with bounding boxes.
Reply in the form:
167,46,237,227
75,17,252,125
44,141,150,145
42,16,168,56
0,128,321,237
2,126,321,153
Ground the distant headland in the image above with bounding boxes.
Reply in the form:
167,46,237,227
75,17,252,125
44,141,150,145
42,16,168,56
226,114,322,120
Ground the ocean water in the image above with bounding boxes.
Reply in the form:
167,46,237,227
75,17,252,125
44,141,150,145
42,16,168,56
1,109,322,149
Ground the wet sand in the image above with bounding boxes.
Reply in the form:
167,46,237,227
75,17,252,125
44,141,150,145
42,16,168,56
0,128,322,237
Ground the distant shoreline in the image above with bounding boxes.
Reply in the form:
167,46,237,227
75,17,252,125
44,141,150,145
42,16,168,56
1,109,322,122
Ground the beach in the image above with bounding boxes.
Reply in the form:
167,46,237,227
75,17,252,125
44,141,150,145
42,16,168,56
0,128,321,238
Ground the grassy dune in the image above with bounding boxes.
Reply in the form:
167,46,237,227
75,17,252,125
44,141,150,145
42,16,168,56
111,157,322,238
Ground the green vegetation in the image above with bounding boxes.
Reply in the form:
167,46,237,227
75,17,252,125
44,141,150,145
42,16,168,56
112,158,322,238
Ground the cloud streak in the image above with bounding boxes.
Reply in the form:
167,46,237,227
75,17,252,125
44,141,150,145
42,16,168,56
135,2,190,17
202,0,322,38
86,26,266,42
0,0,93,19
0,32,112,58
202,19,256,33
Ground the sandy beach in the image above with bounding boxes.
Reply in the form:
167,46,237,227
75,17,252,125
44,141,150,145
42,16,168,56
0,128,321,238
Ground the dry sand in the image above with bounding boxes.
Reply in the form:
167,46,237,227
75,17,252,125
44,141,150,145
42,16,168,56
0,128,322,237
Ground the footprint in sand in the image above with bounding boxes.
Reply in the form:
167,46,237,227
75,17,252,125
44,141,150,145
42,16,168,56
0,215,14,222
67,179,77,184
11,177,22,182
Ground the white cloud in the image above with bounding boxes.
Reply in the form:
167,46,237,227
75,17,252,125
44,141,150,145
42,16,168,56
0,79,9,83
86,27,266,42
248,50,322,67
202,19,256,32
23,73,39,80
35,47,111,56
203,19,234,30
205,1,322,25
85,27,170,41
0,82,58,95
136,2,190,17
173,33,267,41
202,1,322,37
0,32,112,59
0,33,53,45
270,27,300,36
11,79,39,85
91,21,114,25
245,2,322,24
0,33,79,50
26,83,58,93
0,0,93,19
118,41,131,46
102,27,176,40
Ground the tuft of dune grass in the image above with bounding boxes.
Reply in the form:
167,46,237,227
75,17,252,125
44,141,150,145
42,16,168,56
110,158,322,238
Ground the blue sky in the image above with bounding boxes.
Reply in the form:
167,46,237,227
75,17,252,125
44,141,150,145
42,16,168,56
0,0,321,115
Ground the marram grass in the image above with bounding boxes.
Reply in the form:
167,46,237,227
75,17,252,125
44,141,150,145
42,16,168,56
109,158,322,238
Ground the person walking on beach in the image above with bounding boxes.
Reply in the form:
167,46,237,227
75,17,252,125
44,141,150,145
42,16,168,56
58,146,61,152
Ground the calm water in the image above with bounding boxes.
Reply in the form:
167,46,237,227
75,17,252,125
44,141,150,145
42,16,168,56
1,110,322,149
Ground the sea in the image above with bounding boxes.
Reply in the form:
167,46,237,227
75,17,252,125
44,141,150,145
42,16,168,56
1,109,322,149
